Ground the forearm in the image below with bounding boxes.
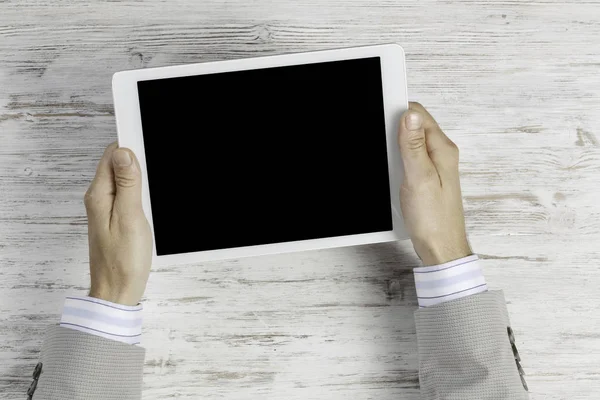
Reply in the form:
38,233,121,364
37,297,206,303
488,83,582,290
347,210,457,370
32,326,145,400
29,297,145,400
413,255,528,399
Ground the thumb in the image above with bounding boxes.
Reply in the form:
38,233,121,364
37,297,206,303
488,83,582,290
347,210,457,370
111,147,143,216
398,110,437,185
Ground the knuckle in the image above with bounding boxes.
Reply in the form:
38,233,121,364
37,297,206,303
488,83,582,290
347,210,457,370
83,189,98,208
114,173,138,188
407,134,427,151
429,141,460,166
447,140,460,160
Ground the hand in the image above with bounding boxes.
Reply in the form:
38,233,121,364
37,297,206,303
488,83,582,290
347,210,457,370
83,142,152,306
397,102,472,266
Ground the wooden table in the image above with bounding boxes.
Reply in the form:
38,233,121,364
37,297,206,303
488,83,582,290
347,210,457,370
1,1,599,399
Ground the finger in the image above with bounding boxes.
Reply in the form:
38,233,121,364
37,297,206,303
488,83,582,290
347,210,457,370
408,102,442,132
84,142,118,224
111,147,143,222
409,102,460,178
398,109,439,186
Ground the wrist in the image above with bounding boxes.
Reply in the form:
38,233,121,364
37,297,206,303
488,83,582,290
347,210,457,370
416,239,472,266
89,286,141,306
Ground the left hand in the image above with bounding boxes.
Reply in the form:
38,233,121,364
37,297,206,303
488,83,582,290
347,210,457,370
83,142,152,306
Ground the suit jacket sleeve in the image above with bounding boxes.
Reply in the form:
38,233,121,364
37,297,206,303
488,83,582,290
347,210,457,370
414,290,529,399
32,325,145,400
31,290,527,399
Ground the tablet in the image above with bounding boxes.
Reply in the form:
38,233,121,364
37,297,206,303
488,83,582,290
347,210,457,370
112,43,409,266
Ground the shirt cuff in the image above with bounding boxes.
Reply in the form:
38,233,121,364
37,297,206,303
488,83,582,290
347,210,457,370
414,254,487,307
59,296,143,345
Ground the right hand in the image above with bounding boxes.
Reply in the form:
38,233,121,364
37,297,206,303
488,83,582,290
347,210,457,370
397,102,472,266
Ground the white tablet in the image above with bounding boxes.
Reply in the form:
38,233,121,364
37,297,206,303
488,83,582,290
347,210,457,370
112,43,409,266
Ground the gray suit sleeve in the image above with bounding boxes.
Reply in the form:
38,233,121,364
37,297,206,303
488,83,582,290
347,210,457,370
414,290,528,400
31,291,525,399
32,325,145,400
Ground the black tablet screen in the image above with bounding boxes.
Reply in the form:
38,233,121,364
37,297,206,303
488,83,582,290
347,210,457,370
137,56,392,256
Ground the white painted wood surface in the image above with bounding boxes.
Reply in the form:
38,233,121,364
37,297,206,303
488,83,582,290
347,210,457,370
1,1,599,399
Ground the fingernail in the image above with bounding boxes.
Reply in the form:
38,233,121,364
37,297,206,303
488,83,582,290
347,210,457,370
406,112,423,131
112,149,132,167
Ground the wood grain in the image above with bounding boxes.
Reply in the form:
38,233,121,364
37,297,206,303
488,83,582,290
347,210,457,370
1,1,600,399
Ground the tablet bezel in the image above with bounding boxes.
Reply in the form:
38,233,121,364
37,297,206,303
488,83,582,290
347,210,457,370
112,43,408,266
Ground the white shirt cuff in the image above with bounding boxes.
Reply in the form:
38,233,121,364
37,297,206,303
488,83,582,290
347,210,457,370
59,296,143,345
413,254,487,307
